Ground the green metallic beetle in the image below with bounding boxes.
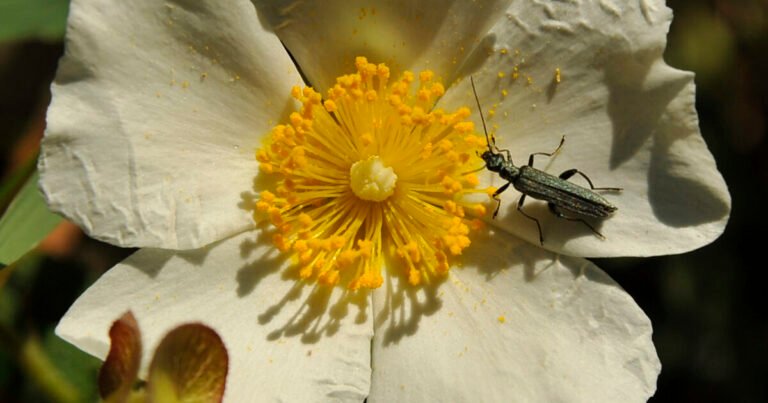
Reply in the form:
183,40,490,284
470,77,621,245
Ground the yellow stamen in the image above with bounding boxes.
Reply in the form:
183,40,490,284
254,57,487,290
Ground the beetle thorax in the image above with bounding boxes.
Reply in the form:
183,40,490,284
498,163,520,182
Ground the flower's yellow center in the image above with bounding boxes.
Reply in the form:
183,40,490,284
349,156,397,202
254,57,489,290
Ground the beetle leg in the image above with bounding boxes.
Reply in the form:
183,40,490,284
517,195,544,245
500,148,512,160
558,169,622,192
528,135,565,167
547,203,606,240
492,182,511,218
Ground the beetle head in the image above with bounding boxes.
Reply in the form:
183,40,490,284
481,151,506,173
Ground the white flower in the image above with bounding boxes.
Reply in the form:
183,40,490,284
40,0,730,402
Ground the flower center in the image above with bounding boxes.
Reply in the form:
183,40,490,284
349,156,397,202
254,57,490,290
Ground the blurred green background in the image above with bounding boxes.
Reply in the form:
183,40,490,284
0,0,765,401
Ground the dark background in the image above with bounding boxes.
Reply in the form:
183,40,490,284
1,0,765,401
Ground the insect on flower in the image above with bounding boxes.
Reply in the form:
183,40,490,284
470,76,621,245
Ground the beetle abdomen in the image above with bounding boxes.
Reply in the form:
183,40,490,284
513,167,617,218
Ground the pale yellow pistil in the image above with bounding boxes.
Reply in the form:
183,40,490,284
254,57,489,290
350,156,397,202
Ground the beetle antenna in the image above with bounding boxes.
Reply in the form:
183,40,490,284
470,76,493,153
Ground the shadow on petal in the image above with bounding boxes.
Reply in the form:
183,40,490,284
252,0,454,81
235,221,285,296
233,230,370,344
123,249,173,278
492,196,614,250
252,0,509,91
124,237,221,278
261,283,369,344
372,227,562,346
561,256,618,287
466,228,557,282
604,51,690,170
604,51,730,229
235,247,285,297
453,33,497,83
176,246,214,266
373,271,444,346
235,180,374,343
648,138,730,228
464,228,620,293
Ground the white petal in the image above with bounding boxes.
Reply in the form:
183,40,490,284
56,231,373,402
369,229,659,402
252,0,512,91
440,1,730,256
40,0,303,249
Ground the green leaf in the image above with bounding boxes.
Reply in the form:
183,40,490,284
0,153,36,212
20,334,80,403
41,327,101,403
0,0,70,42
0,170,62,267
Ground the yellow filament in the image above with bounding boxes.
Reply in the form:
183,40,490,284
255,57,487,290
